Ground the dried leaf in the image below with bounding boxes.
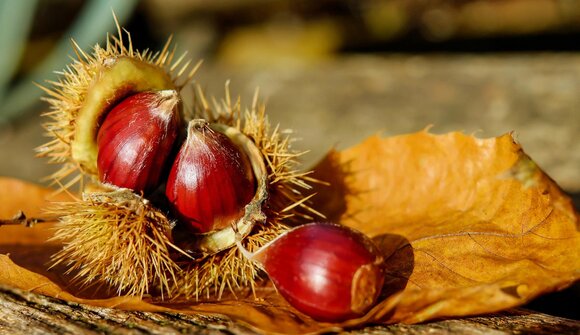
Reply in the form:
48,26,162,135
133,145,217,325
0,130,579,334
311,130,580,324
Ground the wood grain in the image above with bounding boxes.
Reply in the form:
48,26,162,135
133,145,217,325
0,284,578,335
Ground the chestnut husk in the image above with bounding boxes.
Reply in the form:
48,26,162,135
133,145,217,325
41,24,322,300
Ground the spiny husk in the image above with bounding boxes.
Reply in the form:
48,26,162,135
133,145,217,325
49,188,184,298
39,20,323,299
170,221,288,300
46,85,324,299
36,22,197,191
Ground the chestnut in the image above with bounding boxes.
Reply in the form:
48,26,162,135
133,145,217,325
165,119,257,233
239,222,385,322
96,90,180,194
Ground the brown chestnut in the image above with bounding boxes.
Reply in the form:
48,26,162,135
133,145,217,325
96,90,180,194
239,222,385,322
165,120,256,233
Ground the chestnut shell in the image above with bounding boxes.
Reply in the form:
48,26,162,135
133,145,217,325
97,90,180,193
254,223,385,322
168,120,269,257
166,120,256,233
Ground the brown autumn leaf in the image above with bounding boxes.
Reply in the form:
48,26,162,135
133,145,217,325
0,130,579,334
311,130,580,324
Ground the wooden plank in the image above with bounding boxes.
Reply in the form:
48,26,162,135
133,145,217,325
0,284,578,335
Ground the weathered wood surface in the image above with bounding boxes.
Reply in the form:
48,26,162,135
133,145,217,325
0,284,578,335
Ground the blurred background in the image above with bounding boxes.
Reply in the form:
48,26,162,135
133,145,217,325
0,0,578,320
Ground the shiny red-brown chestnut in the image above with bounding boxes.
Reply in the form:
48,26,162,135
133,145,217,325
165,120,256,233
97,90,180,194
244,222,384,322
